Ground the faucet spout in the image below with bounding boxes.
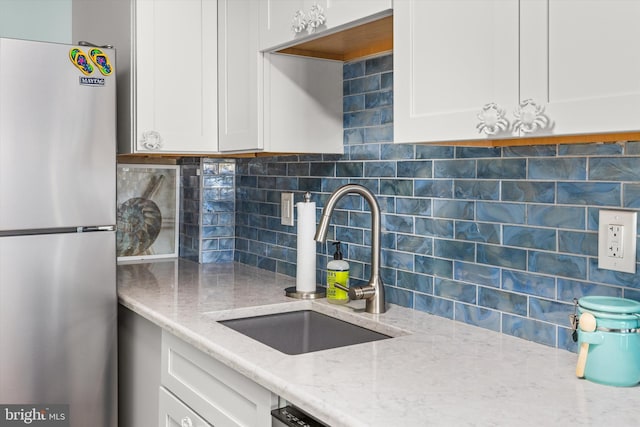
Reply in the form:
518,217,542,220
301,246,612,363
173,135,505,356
314,184,385,314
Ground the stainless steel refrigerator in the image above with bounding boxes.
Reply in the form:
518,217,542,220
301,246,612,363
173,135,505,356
0,38,116,426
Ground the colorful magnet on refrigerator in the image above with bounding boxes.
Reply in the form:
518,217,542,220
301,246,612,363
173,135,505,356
88,48,113,76
69,48,93,75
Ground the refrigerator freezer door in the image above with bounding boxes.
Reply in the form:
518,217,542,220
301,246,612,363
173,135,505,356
0,231,117,427
0,38,116,231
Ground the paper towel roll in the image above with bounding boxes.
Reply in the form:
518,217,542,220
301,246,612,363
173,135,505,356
296,199,317,293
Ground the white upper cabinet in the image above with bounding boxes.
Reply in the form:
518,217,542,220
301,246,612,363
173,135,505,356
259,0,392,51
394,0,640,144
262,52,343,154
218,0,343,154
520,0,640,137
218,0,262,152
73,0,218,154
394,0,519,144
135,0,218,153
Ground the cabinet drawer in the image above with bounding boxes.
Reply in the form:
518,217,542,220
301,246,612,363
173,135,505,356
161,331,275,427
159,386,211,427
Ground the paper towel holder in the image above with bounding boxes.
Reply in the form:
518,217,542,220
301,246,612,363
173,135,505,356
286,192,326,299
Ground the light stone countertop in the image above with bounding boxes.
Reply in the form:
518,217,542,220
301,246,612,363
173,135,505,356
117,259,639,427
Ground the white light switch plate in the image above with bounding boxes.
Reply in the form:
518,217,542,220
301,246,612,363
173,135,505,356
281,192,294,226
598,209,637,273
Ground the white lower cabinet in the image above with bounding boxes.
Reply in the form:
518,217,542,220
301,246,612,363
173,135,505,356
119,308,278,427
159,387,212,427
161,330,277,427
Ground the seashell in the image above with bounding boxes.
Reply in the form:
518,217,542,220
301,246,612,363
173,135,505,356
116,197,162,256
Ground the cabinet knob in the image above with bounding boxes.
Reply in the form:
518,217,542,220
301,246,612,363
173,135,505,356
306,4,326,34
291,4,326,35
476,103,509,135
180,416,193,427
140,130,163,150
513,99,550,134
291,10,307,34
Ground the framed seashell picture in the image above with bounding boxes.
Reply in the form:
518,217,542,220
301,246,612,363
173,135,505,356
116,164,179,261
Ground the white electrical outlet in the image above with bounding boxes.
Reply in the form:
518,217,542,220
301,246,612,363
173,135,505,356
606,224,623,258
598,210,637,273
281,192,294,226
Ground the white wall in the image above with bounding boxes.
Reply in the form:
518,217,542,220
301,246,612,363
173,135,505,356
0,0,71,43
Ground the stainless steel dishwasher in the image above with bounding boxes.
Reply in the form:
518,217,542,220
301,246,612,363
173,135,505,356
271,404,328,427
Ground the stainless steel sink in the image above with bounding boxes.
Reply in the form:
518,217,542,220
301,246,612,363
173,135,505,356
218,310,391,355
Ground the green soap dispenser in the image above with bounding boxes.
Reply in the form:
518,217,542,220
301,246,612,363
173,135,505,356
327,241,349,304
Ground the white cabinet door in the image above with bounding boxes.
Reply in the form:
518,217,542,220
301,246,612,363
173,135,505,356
394,0,520,144
259,0,304,51
159,387,212,427
135,0,218,153
219,0,343,154
260,0,392,51
218,0,263,152
264,53,343,153
395,0,640,145
520,0,640,137
161,331,275,427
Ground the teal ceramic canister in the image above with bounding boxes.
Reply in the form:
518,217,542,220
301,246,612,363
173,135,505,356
578,296,640,387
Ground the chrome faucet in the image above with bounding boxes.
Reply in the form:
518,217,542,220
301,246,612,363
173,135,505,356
314,184,386,314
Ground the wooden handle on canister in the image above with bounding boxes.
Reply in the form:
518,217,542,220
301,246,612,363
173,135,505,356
575,312,596,378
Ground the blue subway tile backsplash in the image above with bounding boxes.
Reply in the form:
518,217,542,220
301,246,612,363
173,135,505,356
528,157,587,180
179,158,201,262
179,158,235,263
175,52,640,353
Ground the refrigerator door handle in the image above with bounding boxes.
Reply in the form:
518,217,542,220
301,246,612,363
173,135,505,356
77,40,114,49
79,225,115,232
0,226,114,237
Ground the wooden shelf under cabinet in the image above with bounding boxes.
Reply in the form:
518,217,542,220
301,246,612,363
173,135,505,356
431,132,640,147
276,15,393,61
